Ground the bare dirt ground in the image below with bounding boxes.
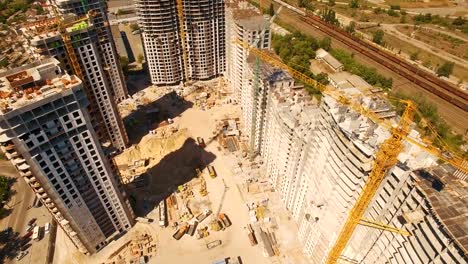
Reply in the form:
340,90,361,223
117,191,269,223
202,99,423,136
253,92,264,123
53,79,310,263
396,25,468,60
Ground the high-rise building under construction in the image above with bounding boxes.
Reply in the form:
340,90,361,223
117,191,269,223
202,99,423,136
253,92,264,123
22,7,129,151
136,0,225,85
0,59,135,255
239,56,468,263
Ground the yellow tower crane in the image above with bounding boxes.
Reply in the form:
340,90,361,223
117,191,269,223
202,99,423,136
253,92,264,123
235,39,468,263
176,0,189,85
33,7,96,81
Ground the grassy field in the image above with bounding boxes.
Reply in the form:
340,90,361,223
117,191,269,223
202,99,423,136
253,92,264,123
397,25,468,59
363,28,468,82
384,0,453,8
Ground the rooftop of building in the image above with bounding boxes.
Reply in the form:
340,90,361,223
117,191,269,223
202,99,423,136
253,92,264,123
226,0,269,31
0,58,81,114
247,53,293,84
316,48,343,71
20,15,93,41
414,165,468,254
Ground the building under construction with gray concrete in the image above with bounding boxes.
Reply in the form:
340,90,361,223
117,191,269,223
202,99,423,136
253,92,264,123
0,59,135,255
136,0,225,85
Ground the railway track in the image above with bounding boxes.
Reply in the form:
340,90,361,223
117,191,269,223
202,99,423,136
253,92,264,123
301,14,468,112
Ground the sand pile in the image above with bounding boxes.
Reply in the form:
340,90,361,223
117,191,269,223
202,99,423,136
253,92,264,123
114,128,189,168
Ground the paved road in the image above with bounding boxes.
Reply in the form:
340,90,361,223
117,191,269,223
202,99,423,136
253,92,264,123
0,160,34,235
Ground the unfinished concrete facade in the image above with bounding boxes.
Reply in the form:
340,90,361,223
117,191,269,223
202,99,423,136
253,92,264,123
22,16,129,151
137,0,225,85
0,59,135,255
50,0,129,102
241,58,467,263
225,1,270,102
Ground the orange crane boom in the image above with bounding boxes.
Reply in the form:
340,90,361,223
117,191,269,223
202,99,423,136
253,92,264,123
236,39,467,264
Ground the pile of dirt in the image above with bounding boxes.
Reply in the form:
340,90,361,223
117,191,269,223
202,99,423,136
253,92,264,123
114,128,189,168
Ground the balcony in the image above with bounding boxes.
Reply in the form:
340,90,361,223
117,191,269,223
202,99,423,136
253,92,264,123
20,170,32,177
5,151,18,159
12,157,26,165
35,187,45,194
3,143,14,151
31,182,41,188
23,175,35,183
39,193,48,199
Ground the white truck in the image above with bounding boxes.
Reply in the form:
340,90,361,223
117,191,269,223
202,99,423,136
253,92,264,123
32,226,40,241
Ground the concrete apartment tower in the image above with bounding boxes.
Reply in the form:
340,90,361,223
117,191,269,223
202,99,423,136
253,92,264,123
240,58,467,263
137,0,225,85
22,14,129,151
0,59,135,255
225,1,270,102
50,0,129,103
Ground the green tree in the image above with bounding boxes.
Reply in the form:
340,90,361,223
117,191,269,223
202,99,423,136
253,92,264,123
137,54,144,64
319,37,332,51
452,16,465,26
387,9,399,17
117,9,125,16
268,3,275,16
321,9,339,25
298,0,305,7
130,23,140,32
436,62,454,77
372,29,385,45
328,0,335,6
410,52,419,61
120,56,129,75
349,0,359,8
346,21,356,33
35,5,44,15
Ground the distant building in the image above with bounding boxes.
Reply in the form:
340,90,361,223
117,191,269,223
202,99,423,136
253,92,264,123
136,0,226,85
316,48,343,72
225,1,270,102
0,59,135,254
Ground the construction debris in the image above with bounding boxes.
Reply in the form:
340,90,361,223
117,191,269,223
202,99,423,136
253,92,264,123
105,233,156,264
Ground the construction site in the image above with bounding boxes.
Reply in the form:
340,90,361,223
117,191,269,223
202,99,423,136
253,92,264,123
1,0,466,264
112,78,310,263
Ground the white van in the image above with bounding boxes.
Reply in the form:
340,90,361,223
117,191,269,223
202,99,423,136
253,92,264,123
44,223,50,234
32,226,40,241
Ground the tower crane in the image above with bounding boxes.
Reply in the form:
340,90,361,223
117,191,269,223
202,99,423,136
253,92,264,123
176,0,190,85
30,8,96,82
235,39,467,264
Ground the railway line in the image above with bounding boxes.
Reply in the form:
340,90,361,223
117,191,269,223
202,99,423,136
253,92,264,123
300,14,468,112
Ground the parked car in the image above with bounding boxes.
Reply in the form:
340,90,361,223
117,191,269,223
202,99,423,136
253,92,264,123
44,222,51,234
26,223,36,232
23,231,33,239
197,137,206,148
28,218,37,226
16,251,28,261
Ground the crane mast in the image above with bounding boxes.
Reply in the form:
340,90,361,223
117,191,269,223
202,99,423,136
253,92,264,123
176,0,189,85
325,101,414,264
235,38,467,263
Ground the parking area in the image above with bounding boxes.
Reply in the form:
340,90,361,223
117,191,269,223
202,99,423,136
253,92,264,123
10,204,53,264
